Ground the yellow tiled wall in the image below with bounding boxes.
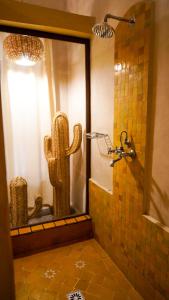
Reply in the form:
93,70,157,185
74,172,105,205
90,2,169,300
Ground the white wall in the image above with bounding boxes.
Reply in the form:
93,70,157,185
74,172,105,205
146,0,169,226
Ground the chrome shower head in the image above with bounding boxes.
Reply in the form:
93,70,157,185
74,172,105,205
92,22,115,38
92,13,135,39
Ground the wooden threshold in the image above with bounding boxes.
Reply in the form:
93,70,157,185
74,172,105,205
11,215,93,258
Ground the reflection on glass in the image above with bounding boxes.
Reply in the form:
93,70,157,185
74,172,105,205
0,33,86,228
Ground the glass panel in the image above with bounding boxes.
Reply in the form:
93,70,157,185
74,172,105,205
0,32,87,228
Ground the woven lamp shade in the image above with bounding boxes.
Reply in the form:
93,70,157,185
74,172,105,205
3,34,44,66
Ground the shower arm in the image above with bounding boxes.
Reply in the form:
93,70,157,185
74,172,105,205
104,14,135,24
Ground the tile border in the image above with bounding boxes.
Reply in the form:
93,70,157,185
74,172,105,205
10,215,91,237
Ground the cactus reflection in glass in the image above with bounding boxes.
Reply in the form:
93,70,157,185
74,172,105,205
44,112,82,217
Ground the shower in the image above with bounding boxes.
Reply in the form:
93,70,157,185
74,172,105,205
92,13,135,38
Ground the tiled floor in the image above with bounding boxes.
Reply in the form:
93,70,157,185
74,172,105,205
14,239,143,300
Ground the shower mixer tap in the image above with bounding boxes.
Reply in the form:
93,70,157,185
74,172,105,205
86,130,136,167
109,131,136,167
109,147,136,167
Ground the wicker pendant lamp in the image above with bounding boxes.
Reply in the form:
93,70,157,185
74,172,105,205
3,34,44,66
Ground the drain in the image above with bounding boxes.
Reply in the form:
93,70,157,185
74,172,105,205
67,290,85,300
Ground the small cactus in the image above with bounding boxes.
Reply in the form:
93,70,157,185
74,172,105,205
44,112,82,217
10,177,28,227
10,177,43,227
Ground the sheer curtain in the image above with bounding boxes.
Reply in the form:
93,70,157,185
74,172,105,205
1,35,56,207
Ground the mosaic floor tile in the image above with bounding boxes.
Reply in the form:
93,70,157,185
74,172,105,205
14,239,143,300
43,269,56,279
75,260,86,269
67,290,84,300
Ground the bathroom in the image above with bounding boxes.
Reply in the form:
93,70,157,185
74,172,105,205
0,0,169,299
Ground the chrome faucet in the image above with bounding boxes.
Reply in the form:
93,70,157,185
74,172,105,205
86,130,136,167
109,131,136,167
109,147,136,167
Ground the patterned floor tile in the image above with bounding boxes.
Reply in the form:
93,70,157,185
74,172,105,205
67,290,84,300
14,239,143,300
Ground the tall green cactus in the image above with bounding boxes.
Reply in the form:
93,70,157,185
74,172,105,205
44,112,82,217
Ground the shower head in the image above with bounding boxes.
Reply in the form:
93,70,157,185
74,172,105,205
92,13,135,39
92,22,115,38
